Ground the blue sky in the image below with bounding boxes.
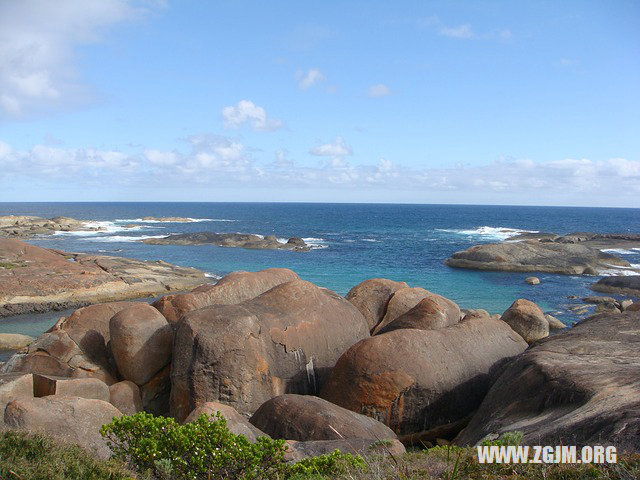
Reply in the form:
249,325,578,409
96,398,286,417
0,0,639,206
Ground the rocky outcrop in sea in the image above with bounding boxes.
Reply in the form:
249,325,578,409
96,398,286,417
143,232,311,251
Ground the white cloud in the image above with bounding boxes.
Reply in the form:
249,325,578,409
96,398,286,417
222,100,282,131
309,136,353,159
439,24,474,39
0,0,157,117
368,84,391,97
297,69,325,89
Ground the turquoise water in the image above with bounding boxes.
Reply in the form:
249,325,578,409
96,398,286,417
1,202,639,337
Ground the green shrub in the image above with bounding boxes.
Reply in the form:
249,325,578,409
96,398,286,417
287,449,367,477
101,411,287,480
480,430,524,447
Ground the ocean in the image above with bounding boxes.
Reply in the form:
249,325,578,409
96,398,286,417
1,202,639,338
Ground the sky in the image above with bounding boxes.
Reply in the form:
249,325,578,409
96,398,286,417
0,0,639,206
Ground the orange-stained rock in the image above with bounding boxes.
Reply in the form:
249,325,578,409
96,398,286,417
374,293,460,335
345,278,408,332
170,279,369,421
321,317,527,435
109,380,143,415
501,299,549,344
153,268,300,324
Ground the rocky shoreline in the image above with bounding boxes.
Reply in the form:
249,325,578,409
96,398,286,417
0,238,207,317
0,215,99,237
0,267,638,461
446,231,640,275
143,232,311,251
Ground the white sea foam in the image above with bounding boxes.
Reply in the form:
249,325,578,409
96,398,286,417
115,218,234,223
302,237,328,249
599,263,640,276
204,273,222,280
52,220,148,236
601,248,638,255
436,226,538,241
361,238,380,242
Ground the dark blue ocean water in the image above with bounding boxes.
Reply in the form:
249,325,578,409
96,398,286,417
1,202,639,338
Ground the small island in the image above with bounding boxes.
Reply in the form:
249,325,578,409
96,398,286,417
143,232,311,251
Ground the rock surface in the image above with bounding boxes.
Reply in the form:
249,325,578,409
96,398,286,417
0,215,93,238
0,373,33,426
374,293,460,335
321,317,528,435
525,276,540,285
284,438,406,462
0,333,34,349
455,311,640,450
109,303,173,386
153,268,300,324
0,238,206,317
4,396,121,458
144,232,311,251
170,279,370,420
249,394,398,442
345,278,409,332
500,299,549,344
446,240,633,275
184,402,268,442
109,380,143,415
33,374,110,402
592,275,640,296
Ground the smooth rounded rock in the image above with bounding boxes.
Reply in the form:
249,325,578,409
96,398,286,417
109,380,143,415
501,299,549,344
109,303,173,386
345,278,409,332
184,402,268,442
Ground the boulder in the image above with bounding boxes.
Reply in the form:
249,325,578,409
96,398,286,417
455,311,640,449
284,438,406,462
33,374,110,402
500,299,549,344
321,317,528,435
376,287,432,329
4,396,121,459
461,309,491,322
620,299,633,311
626,302,640,312
170,279,370,420
109,303,173,385
445,240,631,275
0,330,116,384
0,333,34,350
184,402,268,442
153,268,300,324
525,276,540,285
345,278,409,332
0,373,33,426
109,380,143,415
544,314,566,330
595,302,621,314
374,294,460,335
249,394,398,442
592,275,640,296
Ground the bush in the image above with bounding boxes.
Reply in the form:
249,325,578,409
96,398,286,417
101,411,288,479
480,430,524,447
101,411,368,480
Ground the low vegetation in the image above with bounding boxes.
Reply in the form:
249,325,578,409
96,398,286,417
1,415,637,480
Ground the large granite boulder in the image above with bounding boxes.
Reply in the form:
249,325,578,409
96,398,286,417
500,299,549,344
184,402,268,442
592,275,640,296
374,294,460,335
0,373,33,426
345,278,409,332
170,279,370,421
445,240,630,275
4,396,121,459
456,311,640,449
249,394,398,442
153,268,300,324
321,317,528,435
0,330,116,384
109,303,173,385
109,380,143,415
0,333,34,350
